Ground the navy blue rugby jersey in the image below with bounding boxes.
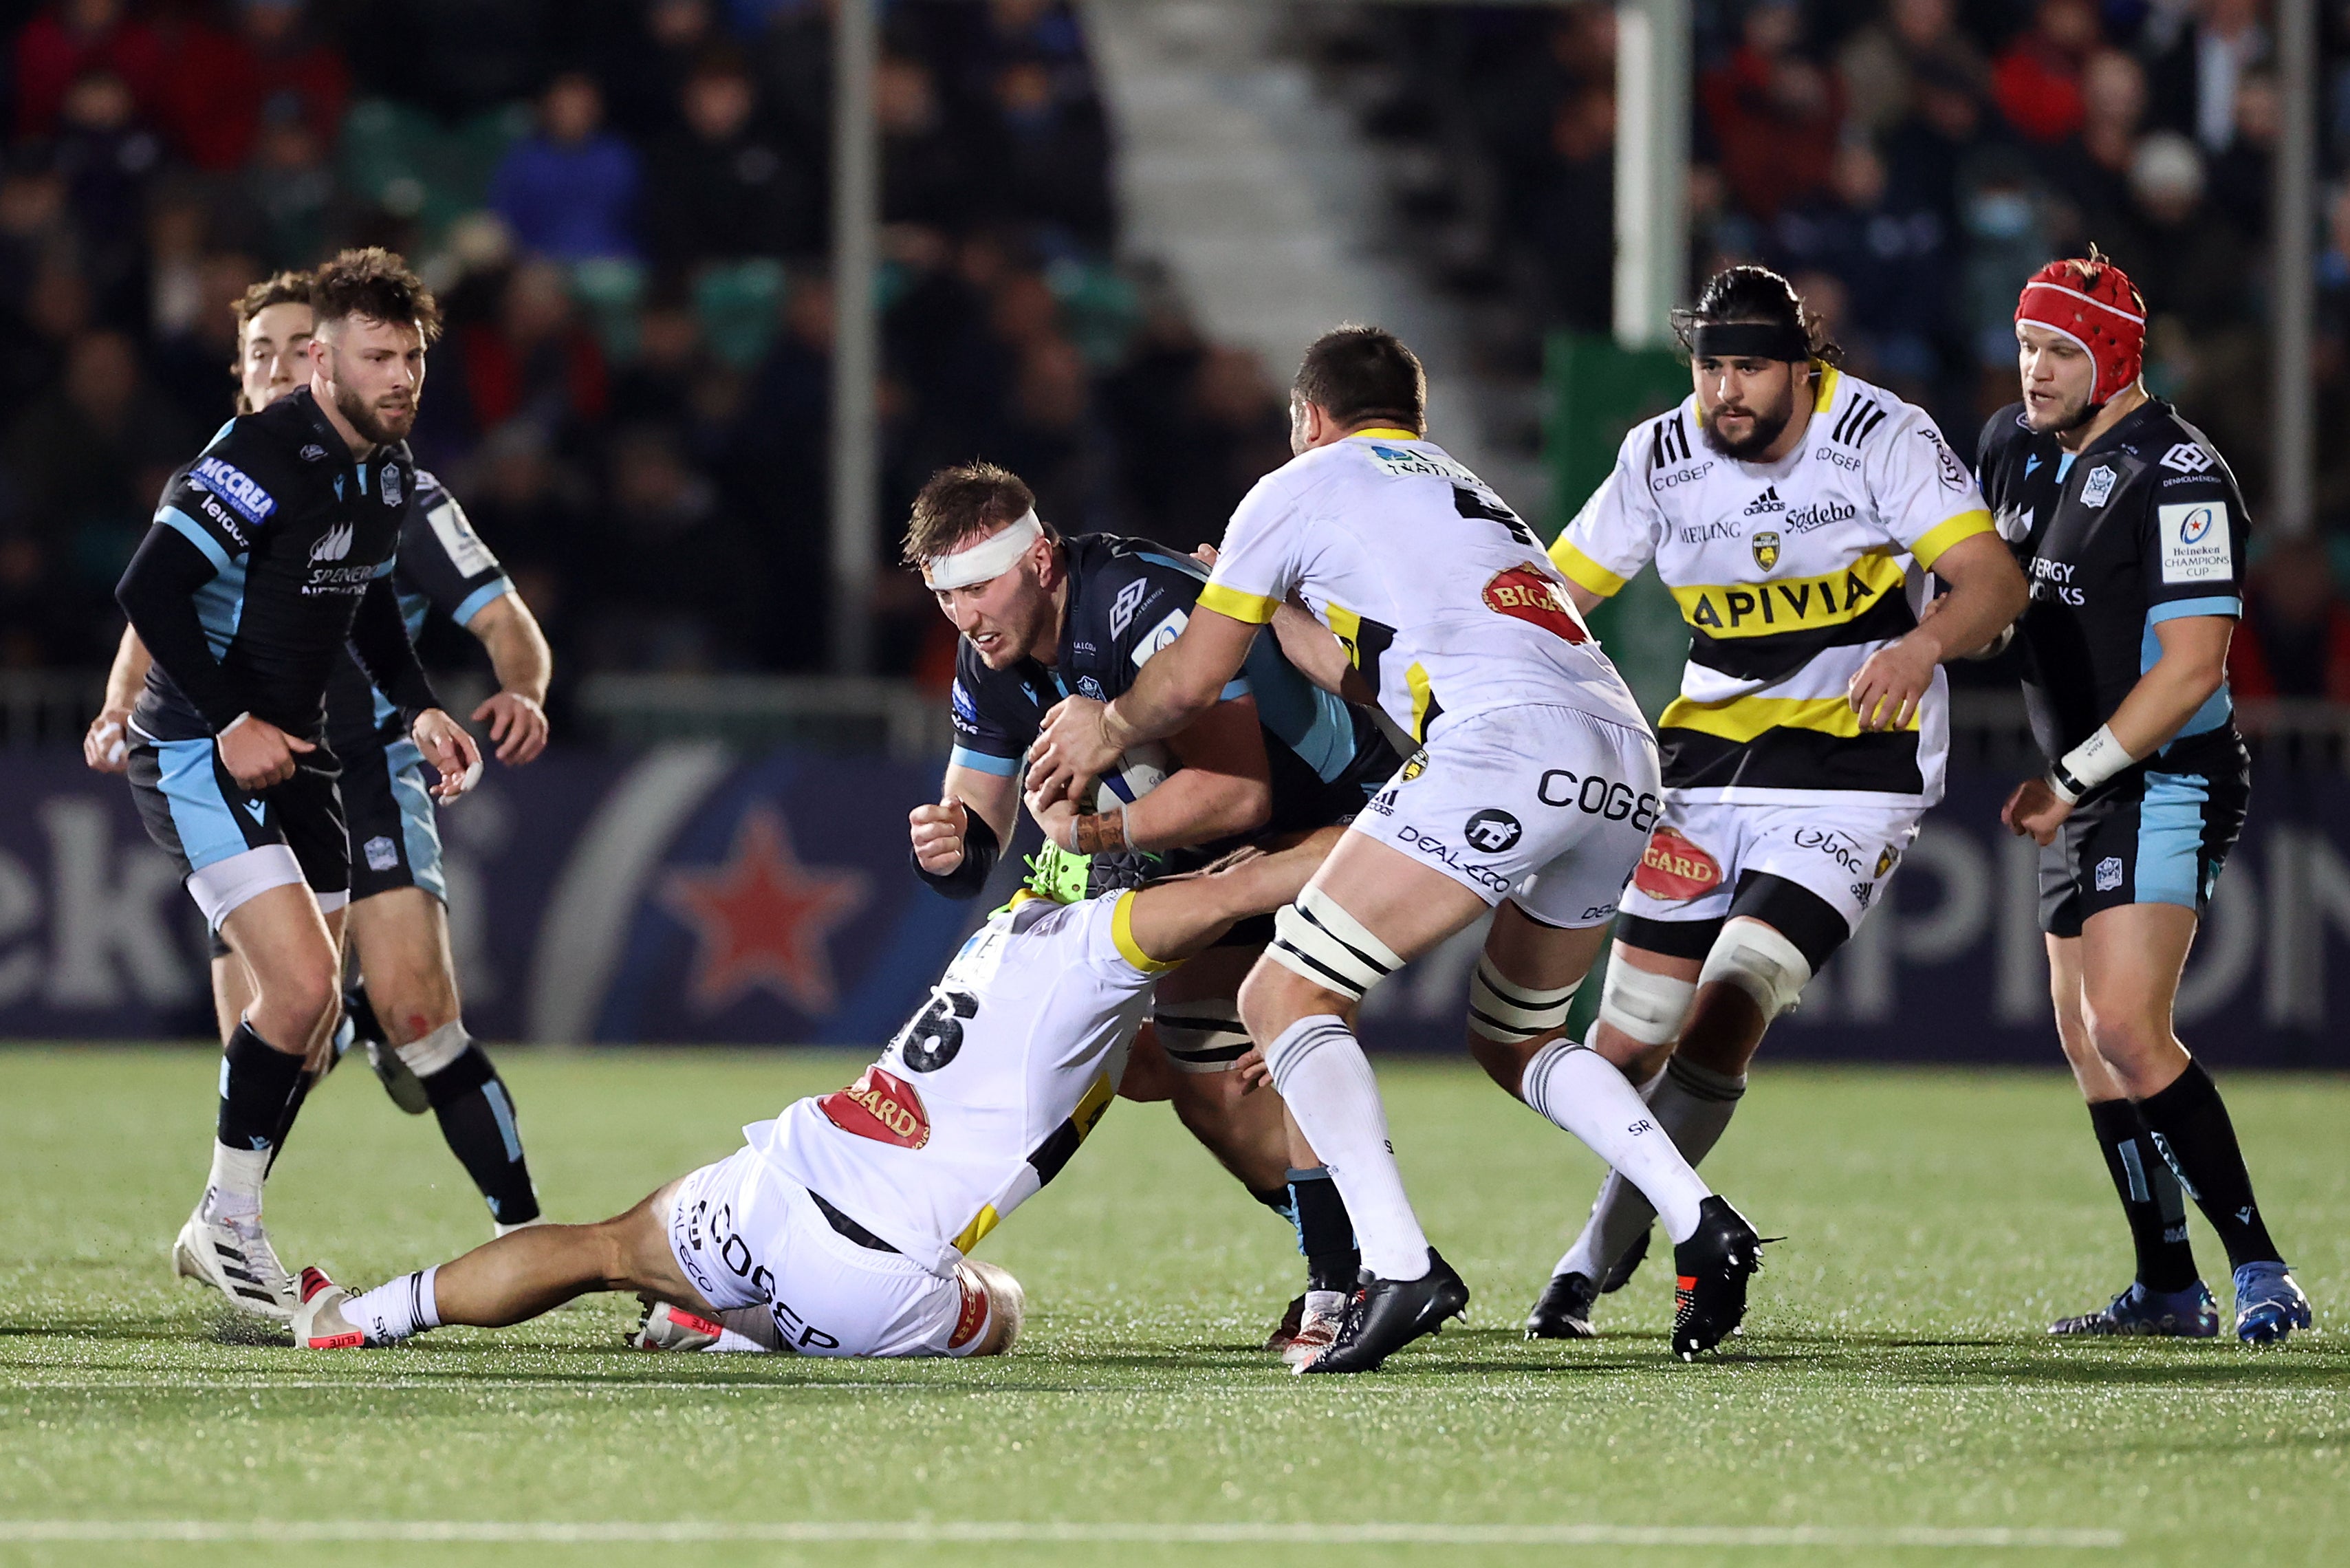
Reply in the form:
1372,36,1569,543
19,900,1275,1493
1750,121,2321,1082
947,532,1400,834
325,470,512,755
129,388,424,745
1976,397,2248,772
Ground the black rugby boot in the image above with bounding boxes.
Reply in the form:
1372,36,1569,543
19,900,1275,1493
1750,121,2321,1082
1298,1251,1469,1374
1524,1270,1599,1340
1671,1196,1764,1360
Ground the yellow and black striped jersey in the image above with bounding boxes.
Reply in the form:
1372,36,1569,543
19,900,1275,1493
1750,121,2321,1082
1551,367,1992,806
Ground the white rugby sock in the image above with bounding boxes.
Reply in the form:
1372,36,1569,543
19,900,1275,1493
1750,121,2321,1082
717,1307,784,1353
1521,1041,1710,1243
342,1266,441,1345
202,1143,270,1221
1554,1056,1747,1278
1263,1015,1430,1282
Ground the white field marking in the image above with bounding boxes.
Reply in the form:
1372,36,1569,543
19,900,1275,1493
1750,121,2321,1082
0,1522,2126,1549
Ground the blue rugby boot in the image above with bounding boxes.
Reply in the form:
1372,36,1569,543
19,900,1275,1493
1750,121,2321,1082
2049,1280,2219,1338
2232,1262,2311,1344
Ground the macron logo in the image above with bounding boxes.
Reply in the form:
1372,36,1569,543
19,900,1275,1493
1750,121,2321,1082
1743,486,1785,516
191,457,276,526
309,522,353,563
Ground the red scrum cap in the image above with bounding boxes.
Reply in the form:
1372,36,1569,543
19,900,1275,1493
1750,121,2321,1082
2014,252,2146,405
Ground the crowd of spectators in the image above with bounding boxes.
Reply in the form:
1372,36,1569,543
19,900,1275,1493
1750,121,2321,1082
0,0,1295,685
1301,0,2350,701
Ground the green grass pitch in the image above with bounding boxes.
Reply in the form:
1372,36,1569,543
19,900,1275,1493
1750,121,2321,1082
1,1047,2344,1568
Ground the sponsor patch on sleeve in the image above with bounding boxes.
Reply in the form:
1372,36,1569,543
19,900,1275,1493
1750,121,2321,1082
1132,609,1188,668
189,457,276,526
426,498,497,576
2157,501,2233,585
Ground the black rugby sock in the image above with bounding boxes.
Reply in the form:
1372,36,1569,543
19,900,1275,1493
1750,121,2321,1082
419,1042,543,1227
1288,1166,1361,1294
2086,1099,2199,1293
219,1021,305,1154
2134,1061,2281,1271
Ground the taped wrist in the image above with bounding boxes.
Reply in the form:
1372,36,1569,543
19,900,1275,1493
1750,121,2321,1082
913,812,1000,899
1466,955,1578,1045
2050,723,2131,803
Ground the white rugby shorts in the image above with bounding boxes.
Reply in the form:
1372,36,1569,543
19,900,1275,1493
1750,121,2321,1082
1615,794,1922,935
663,1138,993,1359
1351,704,1660,928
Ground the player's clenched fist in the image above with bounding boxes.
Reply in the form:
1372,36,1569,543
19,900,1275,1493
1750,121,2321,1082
911,796,970,874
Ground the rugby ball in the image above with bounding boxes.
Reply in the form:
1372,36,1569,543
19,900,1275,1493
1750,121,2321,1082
1094,742,1171,813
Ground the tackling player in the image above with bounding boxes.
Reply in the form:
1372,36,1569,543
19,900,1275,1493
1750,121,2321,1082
1525,266,2027,1336
1029,326,1765,1372
89,272,554,1247
903,461,1397,1359
290,832,1346,1358
114,249,481,1320
1978,254,2311,1342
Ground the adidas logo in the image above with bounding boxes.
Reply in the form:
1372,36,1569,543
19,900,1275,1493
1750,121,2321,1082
1744,486,1785,515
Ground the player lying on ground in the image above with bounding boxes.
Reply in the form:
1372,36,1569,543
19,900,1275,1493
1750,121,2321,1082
292,831,1347,1359
1977,252,2309,1342
113,249,481,1322
1522,266,2027,1338
89,270,554,1263
903,460,1400,1363
1030,325,1765,1371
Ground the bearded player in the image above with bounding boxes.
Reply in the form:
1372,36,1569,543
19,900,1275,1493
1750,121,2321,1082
1030,325,1765,1372
904,461,1397,1360
1523,265,2028,1336
1977,254,2310,1342
291,830,1345,1357
115,249,481,1319
89,270,554,1251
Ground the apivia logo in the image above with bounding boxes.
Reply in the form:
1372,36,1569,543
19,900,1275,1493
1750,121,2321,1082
2080,466,2116,508
309,521,354,563
190,457,276,525
2160,442,2214,475
381,464,403,507
1109,578,1151,639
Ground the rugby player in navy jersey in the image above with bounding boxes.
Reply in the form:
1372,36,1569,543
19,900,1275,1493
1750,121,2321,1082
89,272,553,1250
1974,254,2310,1342
112,250,483,1320
902,461,1397,1361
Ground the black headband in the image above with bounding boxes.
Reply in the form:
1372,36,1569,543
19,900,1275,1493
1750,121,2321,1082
1686,322,1811,362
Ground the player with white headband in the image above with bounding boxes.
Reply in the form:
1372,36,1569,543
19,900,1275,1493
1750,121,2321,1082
904,461,1401,1364
1027,325,1770,1373
1979,251,2310,1343
1521,265,2028,1340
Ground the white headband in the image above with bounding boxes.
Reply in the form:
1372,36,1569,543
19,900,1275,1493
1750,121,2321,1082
923,512,1043,590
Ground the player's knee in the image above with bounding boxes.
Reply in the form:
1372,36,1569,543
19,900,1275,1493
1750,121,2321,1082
1597,959,1698,1049
958,1260,1025,1358
2081,1007,2169,1074
1253,887,1402,1027
1697,919,1812,1023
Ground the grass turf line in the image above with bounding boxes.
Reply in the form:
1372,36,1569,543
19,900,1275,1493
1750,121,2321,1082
0,1047,2343,1568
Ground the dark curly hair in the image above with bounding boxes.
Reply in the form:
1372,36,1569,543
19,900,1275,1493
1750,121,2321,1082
1672,265,1842,366
311,247,442,342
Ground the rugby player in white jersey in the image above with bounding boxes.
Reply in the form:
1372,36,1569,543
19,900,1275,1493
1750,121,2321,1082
1028,326,1766,1372
288,830,1344,1358
1523,267,2028,1336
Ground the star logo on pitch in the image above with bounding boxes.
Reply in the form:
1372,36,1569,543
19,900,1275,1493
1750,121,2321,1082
660,806,871,1016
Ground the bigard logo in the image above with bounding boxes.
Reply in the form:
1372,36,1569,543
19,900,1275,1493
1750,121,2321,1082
1481,563,1587,643
1632,827,1721,902
816,1065,930,1148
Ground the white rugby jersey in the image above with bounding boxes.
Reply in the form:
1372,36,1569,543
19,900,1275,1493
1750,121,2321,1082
1199,429,1648,745
1550,368,1993,806
756,891,1167,1276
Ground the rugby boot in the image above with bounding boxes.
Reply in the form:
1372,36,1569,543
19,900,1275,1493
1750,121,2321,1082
173,1202,296,1320
1600,1227,1651,1293
1524,1271,1599,1340
1671,1196,1763,1360
1281,1295,1347,1369
2048,1280,2218,1338
1263,1293,1306,1353
291,1266,366,1349
632,1299,725,1351
1297,1252,1469,1375
2232,1262,2313,1344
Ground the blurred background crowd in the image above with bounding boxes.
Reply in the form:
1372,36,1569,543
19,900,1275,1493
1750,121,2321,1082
0,0,2345,703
